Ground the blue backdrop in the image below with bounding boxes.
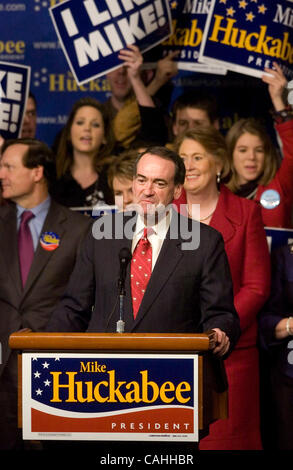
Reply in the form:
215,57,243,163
0,0,283,147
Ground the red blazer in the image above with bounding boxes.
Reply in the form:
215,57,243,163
174,185,271,348
256,120,293,228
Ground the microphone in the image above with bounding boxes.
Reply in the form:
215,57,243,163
116,247,132,333
118,247,132,293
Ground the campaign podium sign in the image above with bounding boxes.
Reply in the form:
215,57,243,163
22,352,198,441
9,330,227,443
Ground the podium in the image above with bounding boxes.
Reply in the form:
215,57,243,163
9,329,228,443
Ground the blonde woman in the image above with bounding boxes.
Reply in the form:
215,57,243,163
174,126,271,449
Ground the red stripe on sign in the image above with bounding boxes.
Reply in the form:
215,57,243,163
31,407,194,433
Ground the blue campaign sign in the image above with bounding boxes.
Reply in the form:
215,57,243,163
22,352,198,441
161,0,226,74
265,226,293,252
199,0,293,80
0,61,30,139
49,0,172,85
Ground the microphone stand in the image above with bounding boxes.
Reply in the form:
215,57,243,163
116,247,132,333
116,277,126,333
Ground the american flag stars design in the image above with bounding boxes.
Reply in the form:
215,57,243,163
218,0,268,22
31,357,60,401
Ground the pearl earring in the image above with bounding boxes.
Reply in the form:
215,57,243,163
217,172,221,184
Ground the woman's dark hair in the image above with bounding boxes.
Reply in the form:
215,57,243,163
55,97,115,178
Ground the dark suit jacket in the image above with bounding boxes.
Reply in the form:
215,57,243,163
0,200,92,377
48,210,240,354
259,243,293,378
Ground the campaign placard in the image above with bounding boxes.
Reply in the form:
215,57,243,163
199,0,293,79
265,226,293,252
0,61,30,139
22,352,198,441
49,0,172,85
161,0,227,74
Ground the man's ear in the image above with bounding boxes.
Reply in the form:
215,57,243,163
173,184,183,200
33,165,44,182
213,119,220,130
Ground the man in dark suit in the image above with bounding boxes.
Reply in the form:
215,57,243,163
48,146,240,357
0,138,91,449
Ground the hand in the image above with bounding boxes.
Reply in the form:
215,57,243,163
212,328,230,357
155,51,179,86
147,51,179,96
275,317,293,340
262,62,288,111
118,44,143,82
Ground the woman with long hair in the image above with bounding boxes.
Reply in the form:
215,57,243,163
226,63,293,228
52,97,115,207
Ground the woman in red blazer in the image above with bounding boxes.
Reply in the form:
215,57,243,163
226,63,293,228
174,126,271,449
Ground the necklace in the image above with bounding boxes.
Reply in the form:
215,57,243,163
187,199,218,222
199,208,216,221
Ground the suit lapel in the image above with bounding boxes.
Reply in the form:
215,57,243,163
210,186,239,244
22,201,67,298
0,204,22,295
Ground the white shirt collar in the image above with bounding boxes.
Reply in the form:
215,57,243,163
133,210,172,241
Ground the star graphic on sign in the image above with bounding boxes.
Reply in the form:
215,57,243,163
227,7,236,16
42,361,49,369
34,371,41,378
258,4,267,13
219,0,227,3
239,0,248,7
246,11,255,21
36,388,43,396
44,379,51,387
170,0,177,8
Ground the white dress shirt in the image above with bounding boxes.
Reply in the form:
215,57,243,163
131,211,172,270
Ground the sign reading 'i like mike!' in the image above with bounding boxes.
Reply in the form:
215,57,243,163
199,0,293,79
49,0,172,85
0,61,30,139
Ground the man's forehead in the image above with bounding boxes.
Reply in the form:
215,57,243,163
136,153,176,177
2,143,28,161
177,107,210,121
106,66,127,80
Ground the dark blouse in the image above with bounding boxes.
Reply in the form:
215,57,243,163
50,165,114,208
